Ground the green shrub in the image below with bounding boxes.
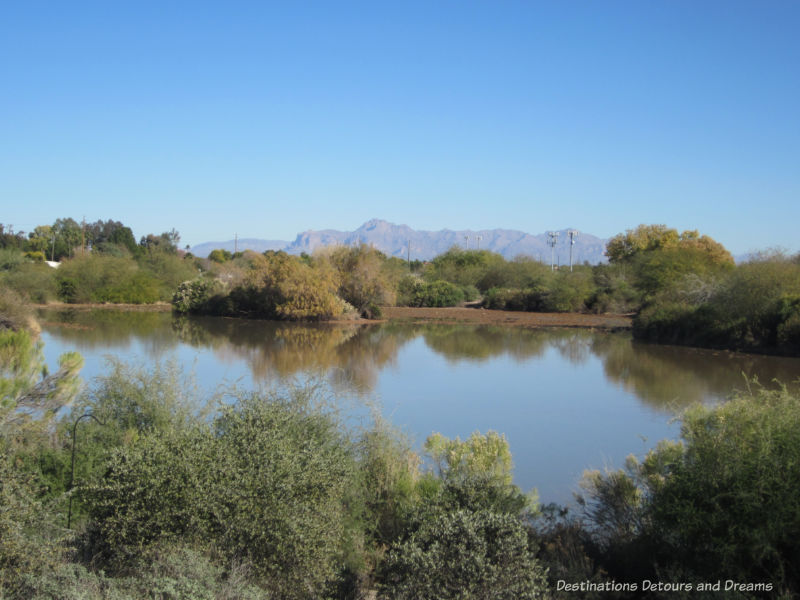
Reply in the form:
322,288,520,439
171,278,221,314
207,248,232,263
1,264,58,303
82,391,356,598
381,509,548,600
579,385,800,592
14,546,266,600
460,284,480,302
23,251,45,262
0,453,69,595
55,255,161,304
396,277,464,307
327,245,396,315
482,287,546,312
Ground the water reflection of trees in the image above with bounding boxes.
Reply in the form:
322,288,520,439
37,309,178,353
421,325,594,364
591,335,800,411
172,317,419,394
40,310,800,410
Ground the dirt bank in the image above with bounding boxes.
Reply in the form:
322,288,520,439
34,302,173,312
380,307,632,329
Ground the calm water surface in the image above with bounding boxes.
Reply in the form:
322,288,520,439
38,309,800,504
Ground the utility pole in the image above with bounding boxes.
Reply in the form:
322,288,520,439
547,231,559,271
51,233,56,262
234,233,238,254
81,217,86,256
567,230,579,272
407,239,411,268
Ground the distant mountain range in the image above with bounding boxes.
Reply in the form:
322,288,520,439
190,219,609,264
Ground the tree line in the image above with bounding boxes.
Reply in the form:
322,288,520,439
2,218,800,354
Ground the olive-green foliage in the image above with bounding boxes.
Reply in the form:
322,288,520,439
545,269,596,312
1,262,59,303
0,249,26,273
14,545,266,600
138,249,197,299
483,287,546,311
382,509,548,600
357,420,421,546
208,248,232,263
642,385,800,590
172,278,221,314
631,245,733,299
82,391,356,598
634,255,800,352
378,432,547,599
60,359,211,525
0,452,69,596
579,385,800,592
477,256,551,292
23,251,45,262
425,248,505,289
225,251,347,320
606,225,733,266
426,430,515,487
56,255,162,304
589,264,640,314
0,302,83,595
397,277,464,307
1,329,83,443
0,288,34,332
327,245,396,316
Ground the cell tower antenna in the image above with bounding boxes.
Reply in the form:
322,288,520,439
567,230,579,272
547,231,559,271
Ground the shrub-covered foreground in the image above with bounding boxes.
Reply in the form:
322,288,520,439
3,295,800,598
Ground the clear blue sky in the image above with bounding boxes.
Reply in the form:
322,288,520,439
2,1,798,254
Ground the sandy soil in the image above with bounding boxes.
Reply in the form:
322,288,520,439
380,306,632,329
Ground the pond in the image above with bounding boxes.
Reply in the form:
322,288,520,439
38,309,800,504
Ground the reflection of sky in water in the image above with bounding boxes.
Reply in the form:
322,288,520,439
39,312,800,505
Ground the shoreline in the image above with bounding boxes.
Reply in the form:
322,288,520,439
34,302,632,330
377,306,632,330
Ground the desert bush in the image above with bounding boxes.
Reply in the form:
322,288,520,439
81,390,356,598
55,255,162,304
327,245,396,316
0,248,24,271
589,264,641,313
1,263,59,303
634,256,800,352
0,452,69,596
138,251,197,299
482,287,546,312
14,545,266,600
208,248,232,263
578,385,800,592
541,269,596,312
0,288,34,332
225,252,345,320
381,509,548,600
172,278,222,314
425,248,505,289
398,279,464,307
